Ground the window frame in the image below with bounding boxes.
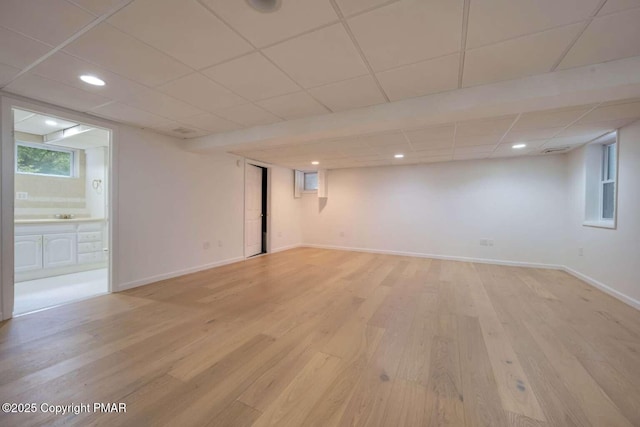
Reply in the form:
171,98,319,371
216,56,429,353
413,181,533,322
599,142,616,221
303,171,318,193
582,131,618,229
15,141,77,178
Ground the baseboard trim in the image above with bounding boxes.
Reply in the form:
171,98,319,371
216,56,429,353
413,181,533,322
270,243,303,254
563,267,640,310
116,256,245,291
302,243,564,270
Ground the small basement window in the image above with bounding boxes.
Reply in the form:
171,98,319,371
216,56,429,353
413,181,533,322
584,132,617,228
16,142,76,178
304,172,318,191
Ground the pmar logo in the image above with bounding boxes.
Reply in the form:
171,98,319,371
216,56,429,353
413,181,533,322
94,403,126,413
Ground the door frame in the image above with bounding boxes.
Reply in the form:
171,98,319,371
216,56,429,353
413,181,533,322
0,93,119,320
243,159,272,259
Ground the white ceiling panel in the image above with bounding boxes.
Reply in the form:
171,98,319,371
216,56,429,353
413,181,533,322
64,24,192,87
466,0,600,49
307,75,386,112
263,24,369,88
597,0,640,16
158,73,247,113
453,152,491,161
202,0,338,47
334,0,395,17
544,132,607,148
14,112,79,135
121,85,205,119
455,115,517,138
215,103,282,127
577,100,640,123
68,0,125,16
89,102,172,127
6,74,111,112
347,0,463,71
151,122,210,139
0,0,94,45
107,0,252,70
404,124,455,149
377,53,459,101
179,113,241,133
454,144,497,154
559,9,640,70
511,106,592,130
258,92,329,120
501,128,563,143
463,24,582,87
202,52,299,101
0,63,20,87
0,27,51,71
560,120,631,137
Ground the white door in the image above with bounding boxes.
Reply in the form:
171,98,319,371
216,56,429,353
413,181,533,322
43,233,77,269
15,235,43,273
245,164,263,257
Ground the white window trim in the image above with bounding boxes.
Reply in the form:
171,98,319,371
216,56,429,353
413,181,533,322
15,141,78,178
582,132,618,230
303,171,318,193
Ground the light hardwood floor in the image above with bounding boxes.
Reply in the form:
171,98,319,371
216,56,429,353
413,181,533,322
1,248,639,426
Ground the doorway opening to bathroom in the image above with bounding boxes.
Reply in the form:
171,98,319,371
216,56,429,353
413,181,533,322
12,108,111,315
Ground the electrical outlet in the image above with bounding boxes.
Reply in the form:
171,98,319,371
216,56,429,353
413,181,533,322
16,192,28,200
578,247,584,256
203,241,210,250
488,239,494,247
480,239,488,246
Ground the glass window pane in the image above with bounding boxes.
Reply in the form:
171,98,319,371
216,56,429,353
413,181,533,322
304,172,318,191
606,144,616,181
17,144,73,177
602,182,615,219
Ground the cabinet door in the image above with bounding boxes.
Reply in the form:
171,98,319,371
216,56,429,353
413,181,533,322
15,235,43,272
43,233,77,269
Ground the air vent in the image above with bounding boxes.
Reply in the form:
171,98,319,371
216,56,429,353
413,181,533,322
541,146,571,154
171,127,196,135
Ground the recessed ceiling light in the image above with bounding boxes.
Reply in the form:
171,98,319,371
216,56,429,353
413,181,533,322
311,161,319,165
80,75,105,86
394,154,404,158
45,120,57,126
246,0,281,13
512,143,527,149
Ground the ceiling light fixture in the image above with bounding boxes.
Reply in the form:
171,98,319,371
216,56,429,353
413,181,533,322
394,154,404,158
80,75,105,86
246,0,281,13
512,143,527,149
311,161,319,165
45,120,58,126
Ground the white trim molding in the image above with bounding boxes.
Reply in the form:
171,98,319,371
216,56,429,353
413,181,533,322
563,267,640,311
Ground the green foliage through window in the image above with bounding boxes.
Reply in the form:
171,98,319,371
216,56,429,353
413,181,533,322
16,143,73,177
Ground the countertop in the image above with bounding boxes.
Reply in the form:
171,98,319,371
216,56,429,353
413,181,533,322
15,218,106,225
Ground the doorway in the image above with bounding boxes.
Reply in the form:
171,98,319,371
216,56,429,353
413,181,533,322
245,163,268,257
12,107,111,315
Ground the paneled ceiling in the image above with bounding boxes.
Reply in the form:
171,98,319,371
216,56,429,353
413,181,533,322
1,0,640,167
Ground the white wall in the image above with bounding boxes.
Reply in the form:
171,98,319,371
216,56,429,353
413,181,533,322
302,155,568,267
270,166,302,252
565,121,640,307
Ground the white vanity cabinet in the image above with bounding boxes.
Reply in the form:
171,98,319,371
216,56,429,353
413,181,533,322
14,220,106,281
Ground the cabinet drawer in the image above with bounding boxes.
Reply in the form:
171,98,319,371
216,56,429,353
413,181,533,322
78,231,101,243
78,241,103,253
78,252,104,264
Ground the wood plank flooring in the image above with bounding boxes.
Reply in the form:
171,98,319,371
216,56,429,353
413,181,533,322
0,247,639,426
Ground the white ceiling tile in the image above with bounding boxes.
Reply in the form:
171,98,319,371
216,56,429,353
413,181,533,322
64,24,192,87
0,63,20,86
121,86,205,119
463,24,582,87
348,0,463,71
511,106,592,130
158,73,247,113
404,124,455,149
30,51,148,102
560,120,631,137
453,152,491,161
577,100,640,123
376,53,459,101
544,133,607,147
501,128,563,143
559,9,640,69
307,75,386,111
334,0,394,17
89,102,171,127
14,113,79,135
202,0,338,47
454,145,496,154
215,104,282,127
496,138,547,151
68,0,124,16
202,52,299,101
5,74,111,111
180,113,241,133
455,115,517,138
409,148,453,157
466,0,600,49
107,0,252,69
263,24,368,88
257,92,329,120
597,0,640,16
454,136,502,147
151,122,210,139
0,27,51,70
0,0,94,45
